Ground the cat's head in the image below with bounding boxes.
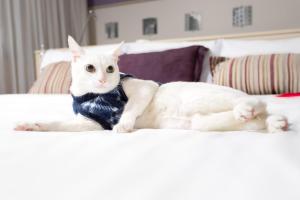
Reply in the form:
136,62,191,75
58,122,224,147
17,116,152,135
68,36,123,96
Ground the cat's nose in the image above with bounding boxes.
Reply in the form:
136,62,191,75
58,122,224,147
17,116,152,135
99,79,106,84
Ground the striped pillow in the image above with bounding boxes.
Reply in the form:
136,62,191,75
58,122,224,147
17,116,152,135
213,54,300,94
209,56,229,76
29,61,71,94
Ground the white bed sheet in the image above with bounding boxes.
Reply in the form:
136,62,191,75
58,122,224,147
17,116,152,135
0,94,300,200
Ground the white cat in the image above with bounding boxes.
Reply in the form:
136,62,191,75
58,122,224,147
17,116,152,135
15,36,288,133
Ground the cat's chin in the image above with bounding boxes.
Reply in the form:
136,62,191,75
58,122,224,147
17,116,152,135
93,86,115,94
70,84,118,96
94,83,118,93
95,82,109,89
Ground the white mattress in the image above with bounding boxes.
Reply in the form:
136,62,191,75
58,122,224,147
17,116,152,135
0,94,300,200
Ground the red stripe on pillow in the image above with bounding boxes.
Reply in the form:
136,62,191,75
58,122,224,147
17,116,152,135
228,59,234,87
270,54,276,94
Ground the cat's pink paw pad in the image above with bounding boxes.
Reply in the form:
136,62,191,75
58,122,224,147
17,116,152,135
233,104,256,122
14,123,42,131
234,98,267,122
267,115,288,133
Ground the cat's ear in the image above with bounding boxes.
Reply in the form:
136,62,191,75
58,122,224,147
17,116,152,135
112,41,124,60
68,36,84,62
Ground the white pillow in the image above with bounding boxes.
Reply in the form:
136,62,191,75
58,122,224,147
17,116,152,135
40,49,72,69
41,44,124,69
124,40,220,55
219,37,300,57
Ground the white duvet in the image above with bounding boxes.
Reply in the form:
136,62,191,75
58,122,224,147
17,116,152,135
0,94,300,200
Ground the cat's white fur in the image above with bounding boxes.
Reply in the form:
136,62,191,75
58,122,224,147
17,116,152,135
15,36,288,133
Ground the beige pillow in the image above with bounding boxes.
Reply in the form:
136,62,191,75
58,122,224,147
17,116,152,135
209,56,229,76
213,54,300,94
29,61,71,94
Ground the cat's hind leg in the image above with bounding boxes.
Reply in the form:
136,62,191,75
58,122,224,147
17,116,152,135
157,111,266,131
190,111,267,132
190,112,289,133
189,97,268,131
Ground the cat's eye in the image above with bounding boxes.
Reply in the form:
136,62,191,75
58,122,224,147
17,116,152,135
85,64,96,73
106,65,114,73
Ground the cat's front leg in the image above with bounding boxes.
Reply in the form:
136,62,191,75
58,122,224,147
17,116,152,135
14,114,102,132
113,79,159,133
113,113,136,133
14,123,44,131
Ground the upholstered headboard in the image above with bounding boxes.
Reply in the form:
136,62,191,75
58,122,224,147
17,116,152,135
34,28,300,78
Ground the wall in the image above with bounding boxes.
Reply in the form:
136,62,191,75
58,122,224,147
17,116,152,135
89,0,300,44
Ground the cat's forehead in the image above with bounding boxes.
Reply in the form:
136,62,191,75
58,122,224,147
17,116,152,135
82,53,115,65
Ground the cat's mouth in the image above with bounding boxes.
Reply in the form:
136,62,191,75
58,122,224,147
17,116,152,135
92,81,108,88
97,83,108,88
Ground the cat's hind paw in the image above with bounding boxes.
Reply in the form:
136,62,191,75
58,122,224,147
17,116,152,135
234,99,266,122
266,115,288,133
233,103,256,122
14,123,43,131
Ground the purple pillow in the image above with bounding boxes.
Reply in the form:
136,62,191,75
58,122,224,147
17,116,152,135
118,46,208,83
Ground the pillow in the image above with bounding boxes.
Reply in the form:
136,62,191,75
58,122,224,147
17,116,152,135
41,44,122,70
29,61,71,94
118,46,208,83
212,54,300,94
209,56,229,76
124,40,218,55
218,37,300,57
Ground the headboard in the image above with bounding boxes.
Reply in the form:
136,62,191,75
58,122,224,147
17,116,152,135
34,28,300,78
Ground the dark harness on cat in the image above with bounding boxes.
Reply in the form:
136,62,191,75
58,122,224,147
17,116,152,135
72,73,133,130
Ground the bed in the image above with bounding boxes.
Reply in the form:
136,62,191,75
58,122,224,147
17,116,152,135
1,29,300,200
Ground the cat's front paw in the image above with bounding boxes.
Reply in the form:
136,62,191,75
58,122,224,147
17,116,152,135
266,115,288,133
14,123,43,131
113,117,135,133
